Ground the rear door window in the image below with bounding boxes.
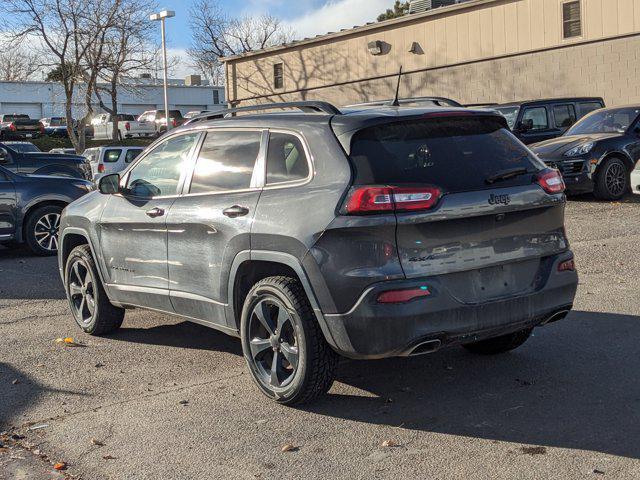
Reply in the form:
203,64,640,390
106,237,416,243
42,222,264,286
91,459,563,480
189,130,261,194
553,104,577,128
266,133,310,184
104,149,122,163
349,116,544,194
520,107,549,131
125,149,142,164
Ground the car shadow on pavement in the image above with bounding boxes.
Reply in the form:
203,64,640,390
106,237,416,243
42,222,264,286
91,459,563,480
0,246,66,300
568,192,640,204
108,321,242,355
306,310,640,460
0,363,84,430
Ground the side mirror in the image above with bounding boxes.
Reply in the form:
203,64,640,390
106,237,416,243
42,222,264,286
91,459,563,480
517,119,534,133
0,147,8,163
98,173,121,195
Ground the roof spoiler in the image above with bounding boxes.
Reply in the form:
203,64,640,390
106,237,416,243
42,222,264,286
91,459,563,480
185,101,342,124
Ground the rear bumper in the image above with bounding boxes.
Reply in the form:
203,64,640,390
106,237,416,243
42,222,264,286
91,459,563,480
321,252,578,359
630,170,640,194
1,131,40,140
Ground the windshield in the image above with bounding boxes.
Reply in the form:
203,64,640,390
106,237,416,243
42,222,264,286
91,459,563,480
50,118,67,126
567,107,640,135
6,143,41,153
494,107,520,129
4,114,30,122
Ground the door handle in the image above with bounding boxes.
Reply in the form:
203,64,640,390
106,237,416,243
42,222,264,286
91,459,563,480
223,205,250,218
145,207,165,218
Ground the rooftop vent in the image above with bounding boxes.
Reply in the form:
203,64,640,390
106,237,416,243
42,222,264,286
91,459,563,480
184,74,202,86
409,0,469,13
139,73,152,79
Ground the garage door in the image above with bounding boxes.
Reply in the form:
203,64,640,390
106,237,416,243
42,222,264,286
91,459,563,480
1,102,43,119
175,105,206,115
121,104,157,116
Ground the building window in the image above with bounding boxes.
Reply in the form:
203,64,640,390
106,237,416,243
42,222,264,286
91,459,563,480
562,1,582,39
274,63,284,89
213,90,220,104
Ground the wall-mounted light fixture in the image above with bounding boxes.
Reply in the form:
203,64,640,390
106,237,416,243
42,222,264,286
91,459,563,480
367,40,384,55
409,42,423,54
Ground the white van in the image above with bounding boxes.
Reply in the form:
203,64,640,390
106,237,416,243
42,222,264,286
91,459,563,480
83,146,144,180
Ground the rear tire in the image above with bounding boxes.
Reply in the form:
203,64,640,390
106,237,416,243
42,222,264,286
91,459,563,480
463,328,532,355
593,157,629,201
240,276,338,405
24,205,63,256
65,244,124,335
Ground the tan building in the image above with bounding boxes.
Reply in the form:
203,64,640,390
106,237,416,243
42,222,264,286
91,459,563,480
223,0,640,108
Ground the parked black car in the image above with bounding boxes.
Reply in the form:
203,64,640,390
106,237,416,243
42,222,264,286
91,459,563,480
58,101,577,405
531,105,640,200
495,97,605,145
0,165,93,255
1,141,41,153
0,142,92,180
0,114,44,140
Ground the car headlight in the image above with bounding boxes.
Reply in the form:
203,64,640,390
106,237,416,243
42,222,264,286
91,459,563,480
564,142,595,157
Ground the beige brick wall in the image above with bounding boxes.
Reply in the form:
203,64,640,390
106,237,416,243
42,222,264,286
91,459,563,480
230,34,640,108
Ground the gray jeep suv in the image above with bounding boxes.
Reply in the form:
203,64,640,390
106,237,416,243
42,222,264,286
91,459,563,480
58,101,578,405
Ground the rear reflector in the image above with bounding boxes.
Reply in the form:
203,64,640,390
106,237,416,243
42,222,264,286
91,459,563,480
537,169,565,194
125,122,131,131
345,186,441,214
377,286,431,304
98,164,105,173
558,259,576,272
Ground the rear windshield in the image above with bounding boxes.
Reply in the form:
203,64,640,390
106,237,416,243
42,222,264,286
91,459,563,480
3,114,30,121
349,116,544,194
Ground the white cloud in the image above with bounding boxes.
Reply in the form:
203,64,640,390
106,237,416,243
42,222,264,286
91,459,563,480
285,0,390,40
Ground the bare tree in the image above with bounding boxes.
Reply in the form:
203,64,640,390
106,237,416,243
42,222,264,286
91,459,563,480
1,0,133,152
188,0,294,85
0,45,40,81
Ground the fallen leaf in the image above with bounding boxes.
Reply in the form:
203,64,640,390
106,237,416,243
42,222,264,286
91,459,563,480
53,462,67,470
381,439,399,448
102,455,117,460
94,363,105,368
281,443,298,453
90,438,104,446
55,337,82,347
11,379,19,385
593,469,605,475
179,400,189,405
28,424,49,431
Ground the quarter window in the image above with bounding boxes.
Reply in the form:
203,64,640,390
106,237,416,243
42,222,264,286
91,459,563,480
579,102,603,117
274,63,284,89
563,1,582,39
126,133,199,197
125,149,142,164
189,130,262,194
521,107,549,131
553,104,577,128
266,133,310,184
104,149,122,163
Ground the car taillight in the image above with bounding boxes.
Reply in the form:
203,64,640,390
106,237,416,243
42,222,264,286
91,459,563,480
172,118,178,127
558,258,576,272
8,122,16,132
377,286,431,304
125,122,131,131
344,186,442,214
537,169,565,194
98,164,105,173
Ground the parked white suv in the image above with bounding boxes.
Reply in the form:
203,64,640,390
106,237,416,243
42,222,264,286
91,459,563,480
83,146,144,180
91,114,156,140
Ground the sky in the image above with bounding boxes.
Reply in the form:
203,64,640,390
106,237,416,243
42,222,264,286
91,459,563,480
155,0,391,77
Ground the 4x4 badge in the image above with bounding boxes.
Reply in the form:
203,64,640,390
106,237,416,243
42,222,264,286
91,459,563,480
489,193,511,205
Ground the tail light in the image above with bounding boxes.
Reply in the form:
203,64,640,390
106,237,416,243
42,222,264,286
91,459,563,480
171,118,178,128
558,258,576,272
537,169,565,194
377,286,431,304
98,164,105,173
344,186,441,214
124,122,131,131
8,122,16,132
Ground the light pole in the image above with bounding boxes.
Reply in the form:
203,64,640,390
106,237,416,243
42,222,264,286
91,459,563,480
150,10,175,132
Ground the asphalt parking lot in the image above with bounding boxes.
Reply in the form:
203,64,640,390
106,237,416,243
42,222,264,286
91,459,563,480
1,195,640,480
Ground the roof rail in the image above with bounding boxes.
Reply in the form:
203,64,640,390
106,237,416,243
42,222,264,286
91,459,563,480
345,96,463,108
186,101,342,124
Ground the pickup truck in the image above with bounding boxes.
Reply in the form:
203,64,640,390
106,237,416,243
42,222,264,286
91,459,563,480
0,142,92,180
138,109,185,134
0,114,43,140
90,113,156,140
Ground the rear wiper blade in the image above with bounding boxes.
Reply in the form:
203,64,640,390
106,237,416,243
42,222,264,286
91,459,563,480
485,167,530,185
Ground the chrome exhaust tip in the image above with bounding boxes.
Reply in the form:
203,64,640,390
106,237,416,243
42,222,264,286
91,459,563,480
408,339,442,356
541,309,570,325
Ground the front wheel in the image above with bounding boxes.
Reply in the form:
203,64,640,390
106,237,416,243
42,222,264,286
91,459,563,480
594,157,629,200
24,205,63,256
240,276,338,405
462,328,532,355
65,245,124,335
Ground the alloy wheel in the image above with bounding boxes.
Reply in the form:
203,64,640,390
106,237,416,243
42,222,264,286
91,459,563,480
605,162,627,197
34,213,61,252
247,298,299,389
68,259,96,325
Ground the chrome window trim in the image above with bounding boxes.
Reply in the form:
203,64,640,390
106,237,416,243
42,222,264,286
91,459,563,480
263,128,315,190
